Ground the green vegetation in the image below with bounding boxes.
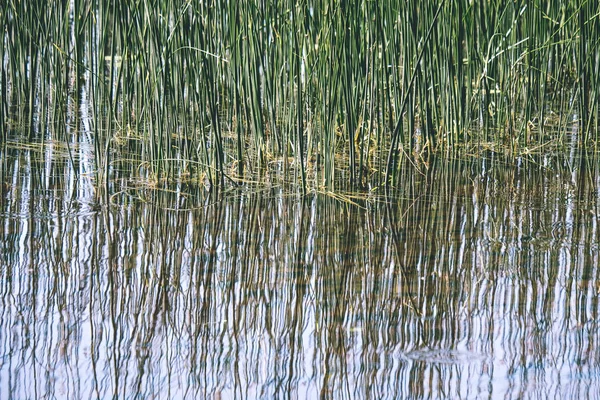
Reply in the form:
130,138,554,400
2,1,599,193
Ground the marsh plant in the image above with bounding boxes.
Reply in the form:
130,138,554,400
2,0,599,192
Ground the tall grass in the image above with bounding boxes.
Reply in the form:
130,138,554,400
2,0,599,193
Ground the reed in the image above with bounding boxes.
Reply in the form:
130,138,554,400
2,0,598,192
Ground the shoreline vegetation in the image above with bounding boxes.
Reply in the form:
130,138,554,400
2,1,599,194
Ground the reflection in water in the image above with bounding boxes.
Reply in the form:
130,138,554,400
1,148,600,399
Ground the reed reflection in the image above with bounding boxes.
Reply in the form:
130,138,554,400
1,152,599,399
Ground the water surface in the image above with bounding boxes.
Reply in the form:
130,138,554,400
1,147,600,399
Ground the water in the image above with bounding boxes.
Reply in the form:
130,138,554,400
1,146,600,399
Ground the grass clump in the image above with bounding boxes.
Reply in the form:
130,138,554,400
2,0,599,193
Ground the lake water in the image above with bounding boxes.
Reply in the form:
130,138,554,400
1,146,599,399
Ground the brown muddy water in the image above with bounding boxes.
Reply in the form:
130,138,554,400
1,145,600,399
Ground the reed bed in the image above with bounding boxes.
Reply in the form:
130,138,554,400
2,0,599,192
